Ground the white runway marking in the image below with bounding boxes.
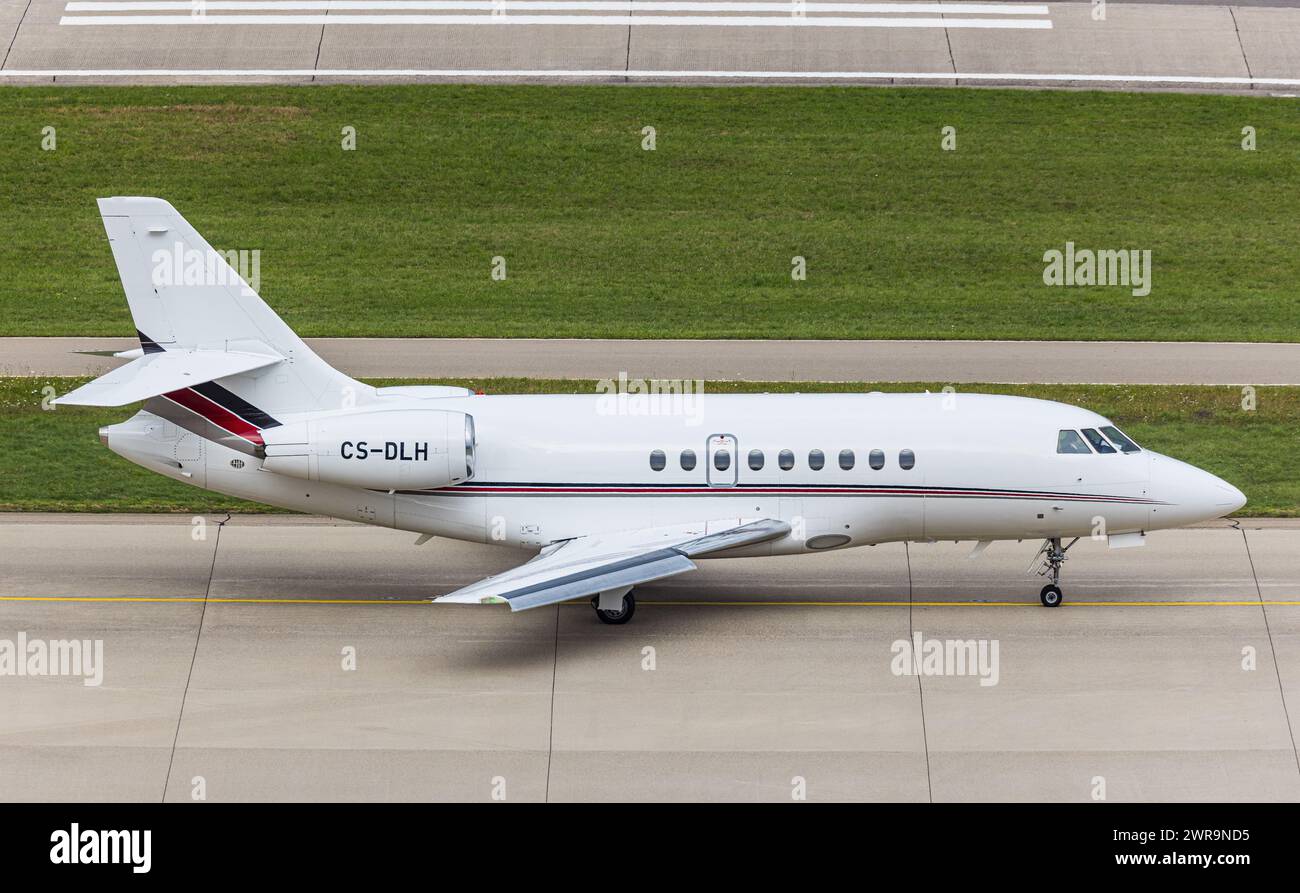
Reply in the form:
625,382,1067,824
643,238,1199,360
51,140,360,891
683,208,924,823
64,1,1051,11
60,13,1052,26
59,0,1053,26
3,70,1299,87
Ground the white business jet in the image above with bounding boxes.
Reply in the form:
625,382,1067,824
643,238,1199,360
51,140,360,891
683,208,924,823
58,199,1246,623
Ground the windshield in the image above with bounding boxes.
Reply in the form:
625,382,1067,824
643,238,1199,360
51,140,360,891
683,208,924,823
1081,428,1117,454
1100,425,1142,453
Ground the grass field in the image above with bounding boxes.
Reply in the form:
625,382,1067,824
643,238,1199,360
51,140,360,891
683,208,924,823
2,377,1295,515
1,86,1298,341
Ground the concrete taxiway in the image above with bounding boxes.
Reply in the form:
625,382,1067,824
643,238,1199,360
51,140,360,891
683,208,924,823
8,336,1300,384
1,513,1297,801
1,1,1299,92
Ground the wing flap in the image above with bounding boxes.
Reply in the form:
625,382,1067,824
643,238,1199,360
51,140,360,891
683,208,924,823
434,518,790,612
53,348,282,407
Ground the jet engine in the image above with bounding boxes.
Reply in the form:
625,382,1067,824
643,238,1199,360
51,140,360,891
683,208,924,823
261,409,475,490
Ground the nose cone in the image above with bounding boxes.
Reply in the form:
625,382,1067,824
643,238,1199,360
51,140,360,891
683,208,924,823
1148,453,1246,528
1215,480,1248,514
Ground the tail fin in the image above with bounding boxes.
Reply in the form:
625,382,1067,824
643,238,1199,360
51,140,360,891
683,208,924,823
58,197,370,422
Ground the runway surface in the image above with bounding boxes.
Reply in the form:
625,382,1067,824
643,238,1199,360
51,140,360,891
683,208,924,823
1,512,1297,801
2,1,1299,91
9,336,1300,384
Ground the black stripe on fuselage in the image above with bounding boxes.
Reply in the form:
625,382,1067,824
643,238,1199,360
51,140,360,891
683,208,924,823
189,380,282,430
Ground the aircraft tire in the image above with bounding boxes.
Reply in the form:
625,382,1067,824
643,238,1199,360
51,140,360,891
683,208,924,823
593,592,636,625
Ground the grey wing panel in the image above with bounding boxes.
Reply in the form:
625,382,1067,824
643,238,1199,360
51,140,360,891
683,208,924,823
506,551,697,612
434,517,791,613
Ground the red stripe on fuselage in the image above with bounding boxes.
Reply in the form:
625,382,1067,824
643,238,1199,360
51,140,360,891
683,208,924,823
427,485,1158,503
162,388,264,445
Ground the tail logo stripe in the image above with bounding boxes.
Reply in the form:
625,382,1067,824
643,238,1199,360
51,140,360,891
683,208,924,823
190,380,282,429
162,388,266,445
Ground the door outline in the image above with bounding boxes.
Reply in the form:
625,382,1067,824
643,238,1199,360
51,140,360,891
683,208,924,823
706,433,738,488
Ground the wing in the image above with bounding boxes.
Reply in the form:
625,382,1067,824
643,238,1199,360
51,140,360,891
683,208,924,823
433,518,790,612
54,348,282,407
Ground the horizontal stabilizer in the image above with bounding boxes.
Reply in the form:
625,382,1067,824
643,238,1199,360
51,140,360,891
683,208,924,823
54,348,282,407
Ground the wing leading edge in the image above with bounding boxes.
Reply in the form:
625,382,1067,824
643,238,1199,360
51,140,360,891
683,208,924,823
433,518,791,612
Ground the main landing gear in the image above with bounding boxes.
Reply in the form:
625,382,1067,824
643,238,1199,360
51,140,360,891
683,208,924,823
592,587,636,625
1034,536,1078,608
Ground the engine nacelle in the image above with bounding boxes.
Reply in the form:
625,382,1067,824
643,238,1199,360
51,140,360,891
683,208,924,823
261,409,475,490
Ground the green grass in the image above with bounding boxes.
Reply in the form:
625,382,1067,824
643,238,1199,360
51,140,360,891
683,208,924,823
2,377,1295,515
0,86,1298,340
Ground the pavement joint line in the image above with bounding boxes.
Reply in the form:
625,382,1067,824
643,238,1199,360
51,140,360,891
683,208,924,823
311,11,327,81
906,541,934,803
1229,6,1254,83
160,513,226,803
544,603,559,803
622,2,631,80
1,0,33,70
1239,524,1300,778
5,596,1300,606
941,8,955,87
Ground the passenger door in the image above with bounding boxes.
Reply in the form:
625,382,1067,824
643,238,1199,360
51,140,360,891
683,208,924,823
706,433,738,488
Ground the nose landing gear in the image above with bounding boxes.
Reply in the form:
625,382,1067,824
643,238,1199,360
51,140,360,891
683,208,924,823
1040,584,1063,608
1033,536,1077,607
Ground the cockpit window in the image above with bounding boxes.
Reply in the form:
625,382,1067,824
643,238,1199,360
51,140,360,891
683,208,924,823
1100,425,1142,453
1081,428,1117,454
1057,430,1091,454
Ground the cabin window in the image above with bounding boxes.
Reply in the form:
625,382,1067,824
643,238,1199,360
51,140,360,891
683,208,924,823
808,449,825,471
899,449,915,470
680,449,697,471
778,449,795,471
1057,430,1091,454
649,450,666,471
748,449,765,471
714,449,731,472
1081,428,1117,454
839,449,855,470
869,449,885,470
1100,425,1142,454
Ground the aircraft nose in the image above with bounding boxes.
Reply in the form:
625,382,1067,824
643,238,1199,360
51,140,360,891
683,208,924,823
1148,453,1246,527
1214,479,1247,514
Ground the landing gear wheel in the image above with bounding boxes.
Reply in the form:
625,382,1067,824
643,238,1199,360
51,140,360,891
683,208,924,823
592,592,636,625
1040,584,1063,608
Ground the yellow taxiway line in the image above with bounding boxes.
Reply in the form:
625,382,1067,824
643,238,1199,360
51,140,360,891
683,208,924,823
1,595,1298,607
